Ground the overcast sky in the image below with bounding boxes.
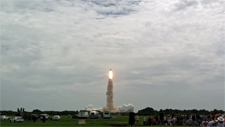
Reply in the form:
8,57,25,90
1,0,224,112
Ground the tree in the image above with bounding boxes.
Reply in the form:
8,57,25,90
32,109,42,114
137,107,157,116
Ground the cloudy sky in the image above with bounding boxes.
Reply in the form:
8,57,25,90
1,0,224,112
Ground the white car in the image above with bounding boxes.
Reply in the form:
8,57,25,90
39,114,49,120
0,115,9,120
103,111,111,119
10,116,24,122
53,115,60,121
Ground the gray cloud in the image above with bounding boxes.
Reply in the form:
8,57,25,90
86,0,141,16
1,0,224,111
173,0,199,11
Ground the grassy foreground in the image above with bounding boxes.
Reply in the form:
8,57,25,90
0,115,185,127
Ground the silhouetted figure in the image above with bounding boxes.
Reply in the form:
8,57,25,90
192,115,196,127
32,115,36,122
129,112,135,127
29,115,32,122
43,116,46,123
160,112,164,125
156,116,159,125
148,117,152,125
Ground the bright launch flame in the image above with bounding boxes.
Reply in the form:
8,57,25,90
109,70,113,79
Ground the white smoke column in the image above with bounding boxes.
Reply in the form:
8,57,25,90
103,69,117,112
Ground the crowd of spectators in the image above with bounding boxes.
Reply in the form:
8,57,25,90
141,114,225,127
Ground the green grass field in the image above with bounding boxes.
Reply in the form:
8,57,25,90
0,115,186,127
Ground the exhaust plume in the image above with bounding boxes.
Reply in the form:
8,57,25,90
103,69,117,112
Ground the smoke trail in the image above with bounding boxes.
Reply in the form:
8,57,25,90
104,77,117,112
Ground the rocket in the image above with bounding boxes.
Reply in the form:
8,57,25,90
109,68,113,80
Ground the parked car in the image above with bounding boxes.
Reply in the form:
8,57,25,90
53,115,60,121
0,115,9,120
103,111,111,119
10,116,24,122
89,111,100,119
39,114,49,120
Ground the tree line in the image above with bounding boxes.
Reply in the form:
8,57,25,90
137,107,224,116
0,109,79,116
0,107,224,116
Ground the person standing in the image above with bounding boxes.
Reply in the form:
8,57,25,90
172,116,176,126
128,112,135,127
143,117,146,126
192,114,196,127
43,115,46,123
208,117,215,127
50,116,52,121
148,117,152,126
159,112,164,126
135,115,139,123
156,116,159,125
167,115,172,125
29,115,32,122
201,118,208,127
153,117,156,125
217,116,224,127
34,115,36,122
